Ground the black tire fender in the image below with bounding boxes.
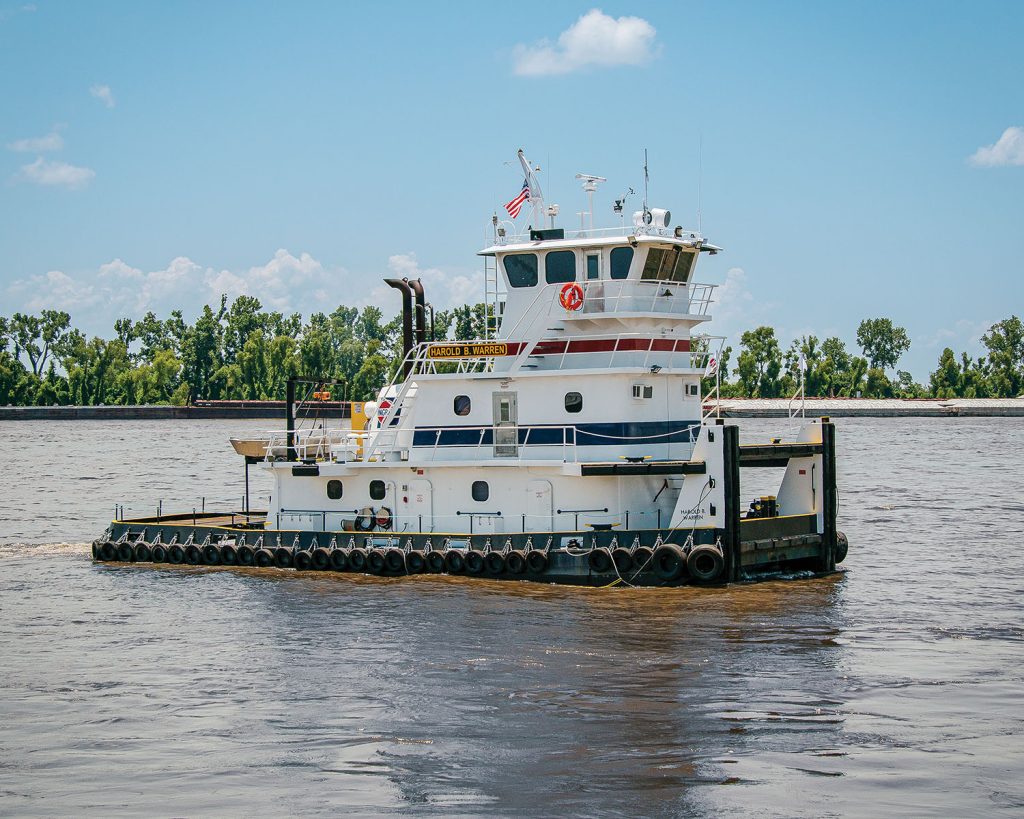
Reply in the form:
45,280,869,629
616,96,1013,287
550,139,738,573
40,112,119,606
835,531,849,564
525,550,548,574
588,548,613,573
465,550,486,575
686,545,724,584
505,550,527,574
484,552,506,575
653,544,687,581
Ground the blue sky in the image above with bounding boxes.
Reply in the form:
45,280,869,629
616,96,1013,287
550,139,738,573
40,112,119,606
1,1,1021,378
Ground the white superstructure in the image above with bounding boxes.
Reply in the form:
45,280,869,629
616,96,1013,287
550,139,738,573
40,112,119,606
264,151,727,538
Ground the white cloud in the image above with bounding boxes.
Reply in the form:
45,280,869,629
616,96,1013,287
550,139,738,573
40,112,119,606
513,9,657,77
374,253,483,313
7,128,63,152
18,157,95,189
89,84,115,108
918,318,992,352
968,126,1024,167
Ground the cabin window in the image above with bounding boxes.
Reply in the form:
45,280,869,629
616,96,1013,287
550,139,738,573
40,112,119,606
454,395,471,416
564,391,583,413
610,247,633,279
632,384,654,400
472,480,489,502
586,254,600,280
685,383,700,397
640,247,695,283
504,253,538,288
545,251,576,284
369,480,386,500
327,480,343,500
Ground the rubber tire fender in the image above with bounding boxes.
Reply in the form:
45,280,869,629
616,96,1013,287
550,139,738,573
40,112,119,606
505,550,527,574
117,542,135,562
384,548,406,574
133,542,152,562
425,551,446,573
444,550,466,574
151,544,168,563
237,545,255,566
348,548,368,572
611,547,633,572
91,541,101,560
294,550,313,571
367,549,387,574
835,531,849,564
220,544,238,566
484,552,506,575
465,550,486,575
185,544,204,565
588,548,613,573
100,541,118,561
273,547,294,569
652,544,687,581
525,550,548,574
406,551,427,573
686,545,725,584
203,544,222,565
311,547,332,570
254,548,275,568
328,549,349,571
631,546,654,571
167,544,186,564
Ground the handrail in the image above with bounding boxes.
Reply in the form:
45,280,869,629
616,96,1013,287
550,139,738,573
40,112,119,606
489,224,704,247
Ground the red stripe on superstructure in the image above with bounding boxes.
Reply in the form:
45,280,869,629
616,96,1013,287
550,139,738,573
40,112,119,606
496,338,691,355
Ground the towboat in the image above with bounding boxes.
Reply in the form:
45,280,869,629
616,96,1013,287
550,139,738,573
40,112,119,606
93,150,849,586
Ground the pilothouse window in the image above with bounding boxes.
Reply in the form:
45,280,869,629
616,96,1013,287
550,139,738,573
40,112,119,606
640,247,695,283
504,253,538,288
610,247,633,279
545,251,576,284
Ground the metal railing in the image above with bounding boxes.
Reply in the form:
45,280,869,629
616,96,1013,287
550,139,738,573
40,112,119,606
489,224,704,247
261,428,357,462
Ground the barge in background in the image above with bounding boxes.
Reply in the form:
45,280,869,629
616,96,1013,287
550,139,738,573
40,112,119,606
93,150,849,587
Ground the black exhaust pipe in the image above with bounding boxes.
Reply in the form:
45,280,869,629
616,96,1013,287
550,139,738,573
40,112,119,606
409,279,427,346
384,278,415,378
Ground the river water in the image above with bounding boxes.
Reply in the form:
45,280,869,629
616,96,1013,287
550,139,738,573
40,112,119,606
1,418,1022,817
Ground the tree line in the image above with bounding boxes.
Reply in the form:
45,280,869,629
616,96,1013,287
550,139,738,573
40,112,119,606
1,299,1021,405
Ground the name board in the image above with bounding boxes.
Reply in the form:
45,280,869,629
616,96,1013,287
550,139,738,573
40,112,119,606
427,342,509,359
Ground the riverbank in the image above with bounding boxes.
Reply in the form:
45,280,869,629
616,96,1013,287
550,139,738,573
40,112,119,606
1,397,1021,420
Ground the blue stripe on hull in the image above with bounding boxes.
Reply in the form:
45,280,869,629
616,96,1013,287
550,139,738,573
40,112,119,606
412,420,700,448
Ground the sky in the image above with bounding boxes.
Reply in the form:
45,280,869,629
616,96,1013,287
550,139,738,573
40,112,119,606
1,0,1021,379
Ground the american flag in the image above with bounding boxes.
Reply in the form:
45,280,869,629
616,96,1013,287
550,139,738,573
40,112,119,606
504,179,530,218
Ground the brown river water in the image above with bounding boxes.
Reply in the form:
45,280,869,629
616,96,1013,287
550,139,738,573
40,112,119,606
1,418,1022,817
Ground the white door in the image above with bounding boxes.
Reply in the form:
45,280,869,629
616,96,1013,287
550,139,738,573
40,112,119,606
492,391,518,457
526,479,553,532
399,478,433,532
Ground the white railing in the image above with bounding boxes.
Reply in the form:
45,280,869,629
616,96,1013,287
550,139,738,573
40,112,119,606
262,428,357,462
489,224,704,247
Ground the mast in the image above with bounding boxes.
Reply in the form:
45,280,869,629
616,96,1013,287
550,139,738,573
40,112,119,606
518,148,545,226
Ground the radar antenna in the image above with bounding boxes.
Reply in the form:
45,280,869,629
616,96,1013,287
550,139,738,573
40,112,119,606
575,172,607,230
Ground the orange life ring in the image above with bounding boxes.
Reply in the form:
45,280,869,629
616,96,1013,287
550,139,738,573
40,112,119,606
375,507,393,530
559,282,584,311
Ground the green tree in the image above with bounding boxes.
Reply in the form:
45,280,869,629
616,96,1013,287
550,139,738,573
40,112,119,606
981,316,1023,397
180,299,226,401
856,317,911,370
929,347,960,398
735,326,782,397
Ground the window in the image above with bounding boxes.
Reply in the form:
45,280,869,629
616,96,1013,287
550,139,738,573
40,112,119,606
503,253,538,288
686,383,700,396
369,480,386,500
610,247,633,280
640,247,696,283
327,480,343,500
545,251,576,284
586,255,599,280
472,480,489,502
454,395,471,416
632,384,654,399
564,391,583,413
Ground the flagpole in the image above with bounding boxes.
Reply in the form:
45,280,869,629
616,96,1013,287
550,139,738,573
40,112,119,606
716,361,721,419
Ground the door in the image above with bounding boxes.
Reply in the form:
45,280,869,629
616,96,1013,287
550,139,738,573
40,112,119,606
492,391,518,457
526,479,553,532
399,478,433,532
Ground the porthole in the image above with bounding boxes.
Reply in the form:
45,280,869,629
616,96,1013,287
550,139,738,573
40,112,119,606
454,394,471,416
564,391,583,413
370,480,386,501
327,479,343,500
472,480,489,502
